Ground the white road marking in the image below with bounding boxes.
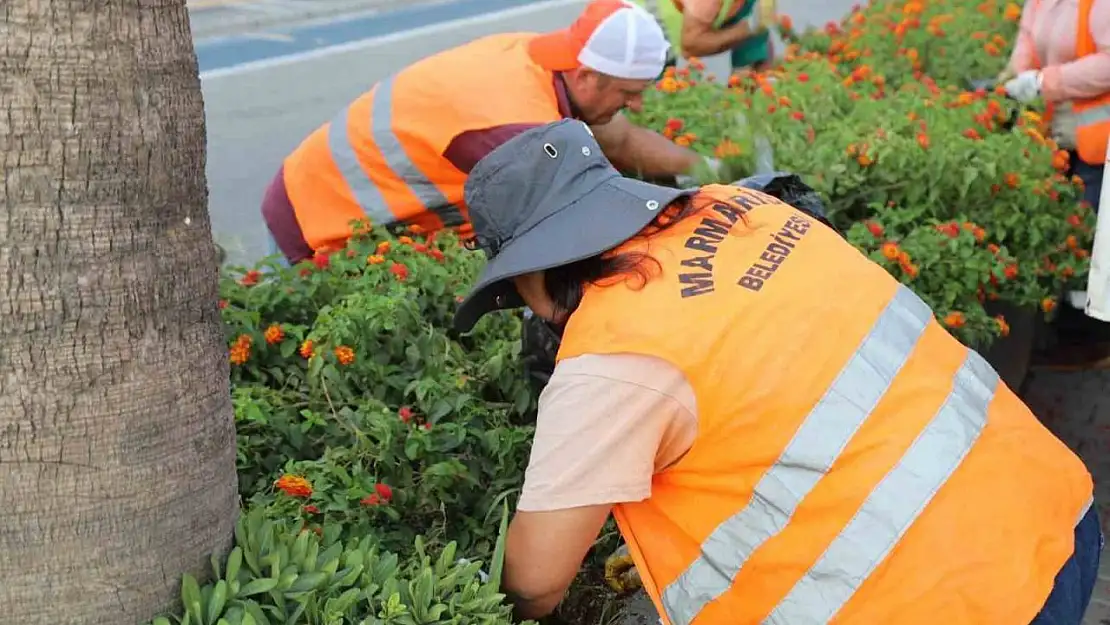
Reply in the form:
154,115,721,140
198,0,586,81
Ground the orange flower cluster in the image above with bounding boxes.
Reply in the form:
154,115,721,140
334,345,355,366
229,334,251,365
264,323,284,345
879,241,920,279
846,143,874,167
995,315,1010,337
674,133,697,147
935,221,987,242
656,66,695,94
275,474,313,498
714,138,742,158
943,312,966,328
299,339,315,359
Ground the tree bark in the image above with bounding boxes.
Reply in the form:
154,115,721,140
0,1,239,623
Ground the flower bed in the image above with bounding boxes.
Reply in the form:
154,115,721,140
151,226,543,625
147,2,1101,624
629,0,1096,350
150,225,627,625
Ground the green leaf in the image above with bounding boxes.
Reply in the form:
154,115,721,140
279,340,297,358
207,580,229,625
285,571,327,594
180,574,204,625
238,578,279,598
225,547,243,583
489,499,511,588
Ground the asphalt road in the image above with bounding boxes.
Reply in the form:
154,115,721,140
197,0,862,266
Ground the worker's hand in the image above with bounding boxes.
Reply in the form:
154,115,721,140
1004,69,1043,103
604,544,643,593
754,0,777,33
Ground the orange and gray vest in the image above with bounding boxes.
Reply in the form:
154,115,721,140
1030,0,1109,166
282,33,564,253
558,184,1094,625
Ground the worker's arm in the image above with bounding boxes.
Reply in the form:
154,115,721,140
502,504,612,620
680,7,763,58
591,112,704,178
501,354,697,620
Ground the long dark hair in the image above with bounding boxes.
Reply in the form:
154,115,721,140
544,192,740,319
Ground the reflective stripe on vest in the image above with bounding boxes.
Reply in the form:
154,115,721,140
327,75,465,229
661,284,998,625
1077,102,1110,128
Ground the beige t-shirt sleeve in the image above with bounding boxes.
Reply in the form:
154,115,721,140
515,353,699,513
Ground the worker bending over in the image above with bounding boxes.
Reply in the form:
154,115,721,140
454,119,1101,625
261,0,706,264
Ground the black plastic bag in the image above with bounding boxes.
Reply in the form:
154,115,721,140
731,172,844,237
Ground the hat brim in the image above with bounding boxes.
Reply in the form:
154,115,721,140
453,176,693,334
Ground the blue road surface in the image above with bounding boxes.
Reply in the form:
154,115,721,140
195,0,543,73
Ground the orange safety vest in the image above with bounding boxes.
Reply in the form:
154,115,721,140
557,185,1094,625
282,33,564,253
1030,0,1110,166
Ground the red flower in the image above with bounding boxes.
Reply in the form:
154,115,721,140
1067,214,1082,227
936,222,960,238
797,72,809,82
865,221,884,237
398,406,414,423
312,253,330,270
304,505,320,514
374,483,393,501
218,299,229,309
360,494,382,506
791,111,805,121
389,262,409,281
665,118,684,132
240,270,262,287
429,249,445,263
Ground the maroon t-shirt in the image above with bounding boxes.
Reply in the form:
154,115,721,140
263,74,576,263
443,73,577,173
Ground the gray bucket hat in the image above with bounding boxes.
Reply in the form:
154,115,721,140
453,118,695,334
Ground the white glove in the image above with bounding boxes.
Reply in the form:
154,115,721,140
1004,70,1043,104
675,157,722,188
703,156,723,176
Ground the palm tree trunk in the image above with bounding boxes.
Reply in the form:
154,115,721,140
0,1,239,623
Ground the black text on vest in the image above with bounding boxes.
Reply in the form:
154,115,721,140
737,213,812,292
678,192,777,298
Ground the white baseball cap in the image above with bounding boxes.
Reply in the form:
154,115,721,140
528,0,670,81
